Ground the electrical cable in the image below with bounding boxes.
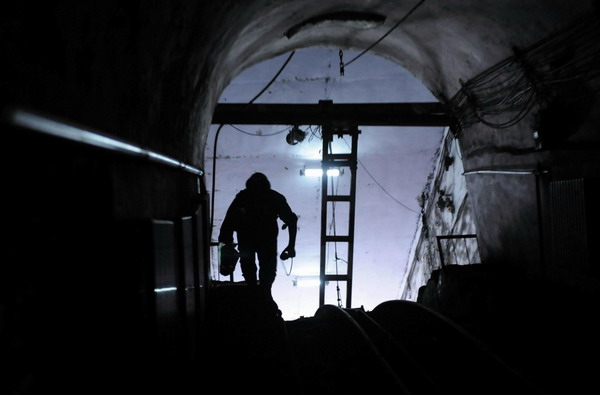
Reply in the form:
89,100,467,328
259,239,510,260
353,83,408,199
281,257,293,276
249,51,296,104
210,123,225,242
450,14,600,132
333,172,342,307
342,0,426,69
325,141,343,308
342,137,420,213
228,124,291,137
360,159,420,213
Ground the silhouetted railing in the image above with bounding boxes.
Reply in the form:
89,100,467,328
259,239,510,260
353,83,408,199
436,234,481,267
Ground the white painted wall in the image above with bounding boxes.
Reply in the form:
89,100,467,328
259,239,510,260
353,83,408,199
401,129,479,301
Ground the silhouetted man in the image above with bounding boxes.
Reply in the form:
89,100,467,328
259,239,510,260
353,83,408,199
219,172,297,290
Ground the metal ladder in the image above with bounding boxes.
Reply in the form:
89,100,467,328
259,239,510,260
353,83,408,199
319,125,359,308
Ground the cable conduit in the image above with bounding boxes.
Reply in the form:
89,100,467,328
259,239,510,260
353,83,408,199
314,304,412,393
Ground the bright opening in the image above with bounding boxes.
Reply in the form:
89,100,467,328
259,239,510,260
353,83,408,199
206,47,444,320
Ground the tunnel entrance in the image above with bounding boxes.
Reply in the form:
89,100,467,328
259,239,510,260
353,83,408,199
206,48,449,320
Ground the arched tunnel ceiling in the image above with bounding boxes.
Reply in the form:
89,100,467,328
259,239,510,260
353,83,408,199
211,0,593,116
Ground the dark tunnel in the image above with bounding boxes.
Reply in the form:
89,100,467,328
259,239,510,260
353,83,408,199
2,1,600,394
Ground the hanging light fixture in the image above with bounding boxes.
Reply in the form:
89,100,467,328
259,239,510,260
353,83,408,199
286,125,306,145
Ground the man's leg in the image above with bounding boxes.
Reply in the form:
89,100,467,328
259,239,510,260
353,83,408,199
257,239,278,288
237,242,258,285
257,239,281,316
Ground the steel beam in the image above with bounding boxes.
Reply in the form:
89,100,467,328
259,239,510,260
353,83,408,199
212,101,453,127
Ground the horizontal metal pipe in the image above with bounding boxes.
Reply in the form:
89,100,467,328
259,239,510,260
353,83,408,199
7,108,203,176
463,168,542,176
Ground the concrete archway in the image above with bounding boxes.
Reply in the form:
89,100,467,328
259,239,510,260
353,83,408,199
201,0,591,162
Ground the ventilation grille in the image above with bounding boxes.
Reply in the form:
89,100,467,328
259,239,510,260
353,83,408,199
549,178,589,271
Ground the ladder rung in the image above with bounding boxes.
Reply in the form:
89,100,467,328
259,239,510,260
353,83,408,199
326,195,351,202
322,159,354,167
323,274,349,282
324,235,351,242
323,153,354,160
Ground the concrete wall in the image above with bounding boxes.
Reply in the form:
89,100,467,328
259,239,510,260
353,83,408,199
400,10,600,297
400,128,479,300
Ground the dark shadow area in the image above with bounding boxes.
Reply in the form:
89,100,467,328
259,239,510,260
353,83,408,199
418,263,600,394
205,274,565,394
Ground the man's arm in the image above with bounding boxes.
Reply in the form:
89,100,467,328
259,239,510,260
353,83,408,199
280,212,297,260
